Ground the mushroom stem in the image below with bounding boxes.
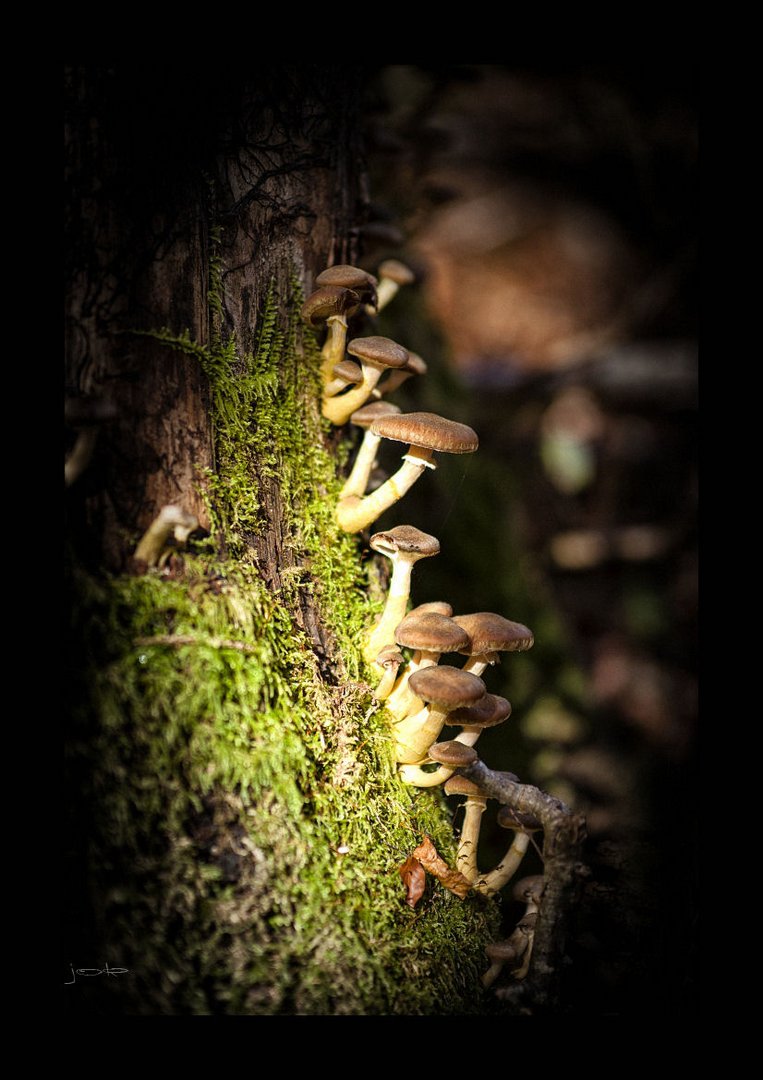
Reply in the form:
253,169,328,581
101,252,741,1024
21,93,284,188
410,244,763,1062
364,558,415,665
340,430,383,500
323,362,387,426
336,446,435,533
391,703,449,765
474,832,531,896
398,761,451,787
461,652,498,677
134,505,199,568
319,315,349,384
457,797,487,881
374,664,399,702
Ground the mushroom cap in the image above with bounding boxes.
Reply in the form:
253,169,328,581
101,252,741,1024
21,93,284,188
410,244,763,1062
402,351,427,377
375,645,404,670
300,285,360,326
485,939,523,963
331,360,362,384
497,808,542,833
427,740,479,767
408,601,454,618
454,612,535,655
408,665,486,708
350,401,402,427
395,613,469,654
370,525,440,560
512,875,545,905
370,411,479,454
447,694,512,730
443,775,487,798
379,258,416,285
347,336,409,369
316,264,378,302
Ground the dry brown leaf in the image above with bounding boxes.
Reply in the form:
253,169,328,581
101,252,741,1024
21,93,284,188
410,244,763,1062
412,835,472,900
398,855,426,908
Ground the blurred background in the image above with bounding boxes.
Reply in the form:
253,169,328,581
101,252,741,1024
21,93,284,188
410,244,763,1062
356,64,697,1014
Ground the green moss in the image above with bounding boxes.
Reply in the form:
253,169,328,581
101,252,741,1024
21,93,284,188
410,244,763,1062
67,273,500,1015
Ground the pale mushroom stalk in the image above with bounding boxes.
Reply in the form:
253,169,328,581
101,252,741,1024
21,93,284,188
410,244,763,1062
340,428,384,499
473,833,532,896
365,561,414,665
392,702,451,764
374,664,400,702
461,652,499,677
336,447,435,533
457,796,488,881
373,647,404,702
319,315,349,384
322,363,390,425
324,359,361,398
134,505,198,568
391,669,485,765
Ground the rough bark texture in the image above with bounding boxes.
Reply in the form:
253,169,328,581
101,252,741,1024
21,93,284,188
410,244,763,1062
64,66,504,1016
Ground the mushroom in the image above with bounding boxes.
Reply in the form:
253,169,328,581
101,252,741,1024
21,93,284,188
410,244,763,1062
300,285,361,386
372,259,416,312
481,938,525,989
473,808,542,897
64,397,117,487
447,693,512,751
444,775,489,881
384,611,470,721
133,504,199,568
316,264,378,309
323,359,362,398
339,401,401,501
391,665,485,765
323,336,410,426
453,612,535,677
397,738,479,788
336,412,479,533
375,351,428,398
373,646,405,702
364,526,441,666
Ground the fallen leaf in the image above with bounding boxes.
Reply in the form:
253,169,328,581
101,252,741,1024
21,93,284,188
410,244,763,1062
412,835,472,900
398,855,426,908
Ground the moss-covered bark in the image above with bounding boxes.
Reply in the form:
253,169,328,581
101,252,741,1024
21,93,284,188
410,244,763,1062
64,66,499,1015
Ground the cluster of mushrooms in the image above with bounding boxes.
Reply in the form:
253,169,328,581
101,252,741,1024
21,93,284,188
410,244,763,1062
303,260,545,987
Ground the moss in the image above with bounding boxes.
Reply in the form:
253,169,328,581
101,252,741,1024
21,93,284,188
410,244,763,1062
66,273,500,1015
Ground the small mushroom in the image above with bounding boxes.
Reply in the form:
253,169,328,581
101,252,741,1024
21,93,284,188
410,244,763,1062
300,285,361,386
398,738,479,788
339,401,401,501
364,526,441,666
372,258,416,312
336,412,479,533
454,612,535,677
133,504,199,569
323,359,362,398
481,938,525,989
391,665,485,765
373,646,405,702
316,264,378,309
323,336,410,426
473,808,542,897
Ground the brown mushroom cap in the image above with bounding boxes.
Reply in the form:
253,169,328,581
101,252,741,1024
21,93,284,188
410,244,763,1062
331,360,362,384
454,612,535,655
300,285,360,327
395,613,469,654
375,645,404,669
447,694,512,729
350,401,402,427
402,351,427,377
379,258,416,285
497,808,542,833
316,264,378,302
370,412,479,454
370,525,440,559
443,775,487,798
427,740,479,767
512,875,545,905
408,601,454,618
347,336,409,369
408,665,486,708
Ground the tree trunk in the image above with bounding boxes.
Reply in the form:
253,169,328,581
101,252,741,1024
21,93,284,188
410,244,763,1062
64,65,503,1016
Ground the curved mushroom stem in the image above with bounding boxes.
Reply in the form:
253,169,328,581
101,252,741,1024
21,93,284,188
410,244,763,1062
134,505,199,568
391,703,449,765
336,447,435,533
323,361,387,426
375,368,413,397
461,652,498,677
398,760,451,787
473,831,531,896
319,315,349,384
374,664,400,702
65,428,99,487
340,430,383,500
364,557,415,665
381,648,438,720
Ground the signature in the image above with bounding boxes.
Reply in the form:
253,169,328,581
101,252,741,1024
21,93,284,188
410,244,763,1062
64,962,130,986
